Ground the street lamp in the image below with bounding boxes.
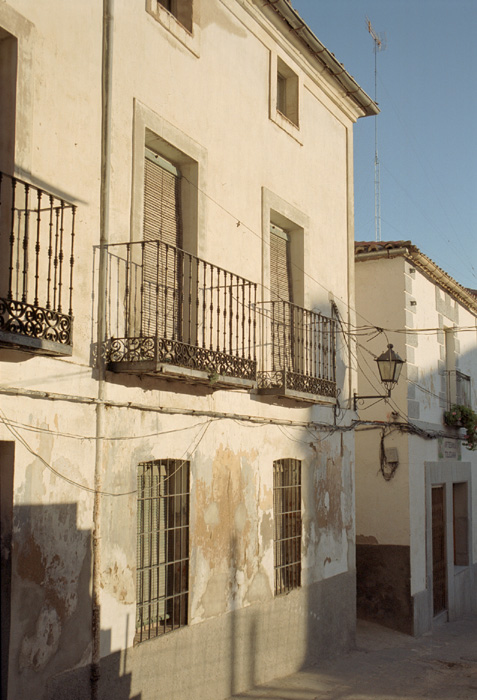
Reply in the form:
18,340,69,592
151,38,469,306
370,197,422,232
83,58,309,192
354,343,404,411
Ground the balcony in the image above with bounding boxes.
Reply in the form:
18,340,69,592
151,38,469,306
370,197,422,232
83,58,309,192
103,240,257,388
0,172,76,355
257,300,337,402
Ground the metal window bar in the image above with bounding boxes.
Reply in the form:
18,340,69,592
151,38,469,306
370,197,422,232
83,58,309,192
104,239,257,380
273,458,301,595
136,458,190,642
0,171,76,345
258,299,337,397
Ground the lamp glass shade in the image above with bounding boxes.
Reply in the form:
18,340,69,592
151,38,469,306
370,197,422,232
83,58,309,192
376,344,404,385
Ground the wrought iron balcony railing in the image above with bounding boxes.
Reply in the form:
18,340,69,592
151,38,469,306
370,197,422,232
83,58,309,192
0,172,76,354
257,300,337,400
104,239,257,385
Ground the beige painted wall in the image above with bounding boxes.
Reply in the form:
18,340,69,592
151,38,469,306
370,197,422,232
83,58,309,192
0,1,369,696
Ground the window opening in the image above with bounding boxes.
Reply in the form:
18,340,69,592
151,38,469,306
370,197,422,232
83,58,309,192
273,458,301,595
276,57,299,127
142,149,183,340
276,72,287,116
157,0,193,33
136,459,190,641
456,371,471,408
270,224,294,372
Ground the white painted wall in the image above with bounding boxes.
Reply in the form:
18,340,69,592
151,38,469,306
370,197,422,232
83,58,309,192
355,250,477,632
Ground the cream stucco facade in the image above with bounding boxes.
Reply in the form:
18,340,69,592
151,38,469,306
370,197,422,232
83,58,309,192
0,2,377,699
355,242,477,636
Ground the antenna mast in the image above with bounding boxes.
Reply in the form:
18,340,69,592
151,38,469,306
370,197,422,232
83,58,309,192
366,17,386,242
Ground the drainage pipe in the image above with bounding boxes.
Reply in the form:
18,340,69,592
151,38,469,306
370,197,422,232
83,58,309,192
91,0,113,697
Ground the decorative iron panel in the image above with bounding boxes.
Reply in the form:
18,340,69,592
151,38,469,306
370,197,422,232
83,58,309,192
258,299,337,399
104,239,257,382
109,336,256,380
0,297,72,345
0,172,75,349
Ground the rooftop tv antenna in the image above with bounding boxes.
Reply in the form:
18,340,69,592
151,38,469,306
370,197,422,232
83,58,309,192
366,17,386,241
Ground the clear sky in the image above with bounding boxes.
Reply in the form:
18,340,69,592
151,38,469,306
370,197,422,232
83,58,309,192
291,0,477,291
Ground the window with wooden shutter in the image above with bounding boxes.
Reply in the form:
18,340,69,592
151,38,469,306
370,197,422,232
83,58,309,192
270,224,294,371
269,224,292,303
142,150,183,339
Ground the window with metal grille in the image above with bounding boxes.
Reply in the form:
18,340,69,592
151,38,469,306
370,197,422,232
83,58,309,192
273,458,301,595
136,459,189,642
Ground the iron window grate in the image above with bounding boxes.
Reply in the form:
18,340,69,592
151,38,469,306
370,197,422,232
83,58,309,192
136,458,190,642
273,458,301,595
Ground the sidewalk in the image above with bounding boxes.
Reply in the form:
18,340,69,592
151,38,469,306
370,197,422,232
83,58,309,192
228,615,477,699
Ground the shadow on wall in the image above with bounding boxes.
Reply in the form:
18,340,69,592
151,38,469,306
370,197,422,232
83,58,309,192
98,628,141,700
1,492,141,700
228,533,258,697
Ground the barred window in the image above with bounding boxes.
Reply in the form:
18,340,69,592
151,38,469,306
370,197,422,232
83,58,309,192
273,458,301,595
136,459,189,642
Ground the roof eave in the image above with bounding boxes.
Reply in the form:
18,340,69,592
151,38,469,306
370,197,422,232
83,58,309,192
262,0,379,118
355,243,477,315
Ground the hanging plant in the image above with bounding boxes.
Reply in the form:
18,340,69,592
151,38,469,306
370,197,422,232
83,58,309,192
444,404,477,451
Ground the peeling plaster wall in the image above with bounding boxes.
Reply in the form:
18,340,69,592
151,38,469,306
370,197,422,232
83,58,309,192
99,417,355,654
0,0,362,697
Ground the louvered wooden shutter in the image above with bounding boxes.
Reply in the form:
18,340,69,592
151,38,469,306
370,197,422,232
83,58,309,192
143,151,182,247
142,150,183,339
270,225,293,370
270,225,292,303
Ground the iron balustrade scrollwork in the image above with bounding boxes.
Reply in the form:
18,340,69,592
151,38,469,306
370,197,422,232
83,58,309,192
257,299,337,398
0,171,76,348
104,239,257,382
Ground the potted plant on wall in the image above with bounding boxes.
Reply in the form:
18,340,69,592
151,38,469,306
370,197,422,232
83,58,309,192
444,404,477,450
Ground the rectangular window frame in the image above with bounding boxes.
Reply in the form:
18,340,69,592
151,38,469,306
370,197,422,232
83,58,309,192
456,371,471,408
136,458,190,642
273,458,302,596
269,53,302,144
146,0,200,56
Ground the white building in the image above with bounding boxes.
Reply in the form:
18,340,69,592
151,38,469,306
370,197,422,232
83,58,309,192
355,240,477,636
0,2,377,698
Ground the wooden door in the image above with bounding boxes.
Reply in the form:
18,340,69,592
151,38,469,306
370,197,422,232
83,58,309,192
432,486,447,615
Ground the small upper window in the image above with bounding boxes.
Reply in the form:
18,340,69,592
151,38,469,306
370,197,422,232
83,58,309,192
158,0,193,33
276,57,299,127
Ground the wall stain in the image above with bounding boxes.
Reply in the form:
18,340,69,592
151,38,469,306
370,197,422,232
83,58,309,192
316,456,344,536
193,445,259,618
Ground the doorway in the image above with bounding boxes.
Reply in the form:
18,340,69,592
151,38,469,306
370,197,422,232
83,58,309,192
432,485,447,616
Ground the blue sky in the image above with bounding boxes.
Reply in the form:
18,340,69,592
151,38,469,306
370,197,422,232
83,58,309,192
291,0,477,290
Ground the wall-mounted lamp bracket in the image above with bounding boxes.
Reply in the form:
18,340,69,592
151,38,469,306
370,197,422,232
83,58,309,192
353,389,391,412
